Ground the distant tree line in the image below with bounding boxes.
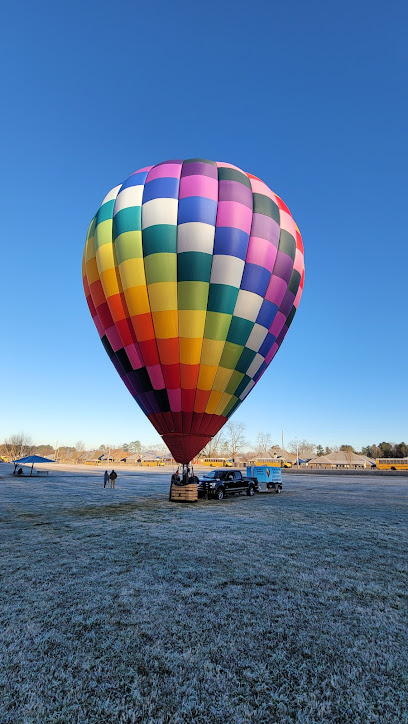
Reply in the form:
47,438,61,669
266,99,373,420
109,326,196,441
204,427,408,461
1,430,407,463
0,434,157,463
361,442,408,459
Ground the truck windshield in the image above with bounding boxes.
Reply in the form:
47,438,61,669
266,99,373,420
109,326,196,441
203,471,217,479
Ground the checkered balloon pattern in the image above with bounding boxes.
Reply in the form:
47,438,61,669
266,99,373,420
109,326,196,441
82,160,305,463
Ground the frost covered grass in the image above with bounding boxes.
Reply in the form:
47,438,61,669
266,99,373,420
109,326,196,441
0,468,407,723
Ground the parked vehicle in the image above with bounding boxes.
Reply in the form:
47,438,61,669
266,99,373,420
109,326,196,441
247,465,282,493
197,469,257,500
375,458,408,470
201,457,233,467
248,457,292,468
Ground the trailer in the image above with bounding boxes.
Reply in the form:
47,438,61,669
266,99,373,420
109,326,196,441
247,465,283,493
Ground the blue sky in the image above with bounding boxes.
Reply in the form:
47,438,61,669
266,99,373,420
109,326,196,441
2,0,407,451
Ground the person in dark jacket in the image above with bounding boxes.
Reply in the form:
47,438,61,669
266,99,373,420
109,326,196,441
109,470,117,488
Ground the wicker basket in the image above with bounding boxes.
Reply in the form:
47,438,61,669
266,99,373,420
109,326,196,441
170,483,198,502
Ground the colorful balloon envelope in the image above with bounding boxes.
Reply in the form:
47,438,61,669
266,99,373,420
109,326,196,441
82,160,304,463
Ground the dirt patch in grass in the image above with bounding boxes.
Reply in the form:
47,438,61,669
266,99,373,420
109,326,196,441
0,472,407,722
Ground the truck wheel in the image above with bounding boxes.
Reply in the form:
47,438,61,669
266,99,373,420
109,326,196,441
215,487,225,500
247,484,255,496
275,486,281,494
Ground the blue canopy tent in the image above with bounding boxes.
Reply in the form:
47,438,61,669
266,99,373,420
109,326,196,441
13,455,55,476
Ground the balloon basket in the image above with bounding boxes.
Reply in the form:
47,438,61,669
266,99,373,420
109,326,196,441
169,463,198,503
169,483,198,503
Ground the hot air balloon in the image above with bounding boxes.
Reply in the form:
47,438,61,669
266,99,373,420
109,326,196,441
82,159,304,465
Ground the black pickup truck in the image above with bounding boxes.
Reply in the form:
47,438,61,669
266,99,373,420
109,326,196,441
197,469,258,500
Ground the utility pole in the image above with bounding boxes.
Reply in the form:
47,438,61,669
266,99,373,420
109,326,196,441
281,430,284,454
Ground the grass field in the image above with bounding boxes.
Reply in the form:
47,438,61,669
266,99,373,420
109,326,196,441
0,468,407,723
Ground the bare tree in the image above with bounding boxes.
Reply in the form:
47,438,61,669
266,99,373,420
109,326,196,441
3,433,34,461
346,449,354,465
222,422,247,461
142,445,159,458
73,440,86,463
156,443,171,459
340,446,355,465
105,444,116,460
202,431,225,458
256,432,272,456
288,439,316,459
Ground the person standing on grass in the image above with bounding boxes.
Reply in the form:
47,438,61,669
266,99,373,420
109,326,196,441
103,470,109,488
109,470,117,488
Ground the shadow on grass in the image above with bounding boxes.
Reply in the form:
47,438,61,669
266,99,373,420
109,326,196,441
70,498,171,518
69,495,235,520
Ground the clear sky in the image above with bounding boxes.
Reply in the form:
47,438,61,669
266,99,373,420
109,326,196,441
2,0,407,452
